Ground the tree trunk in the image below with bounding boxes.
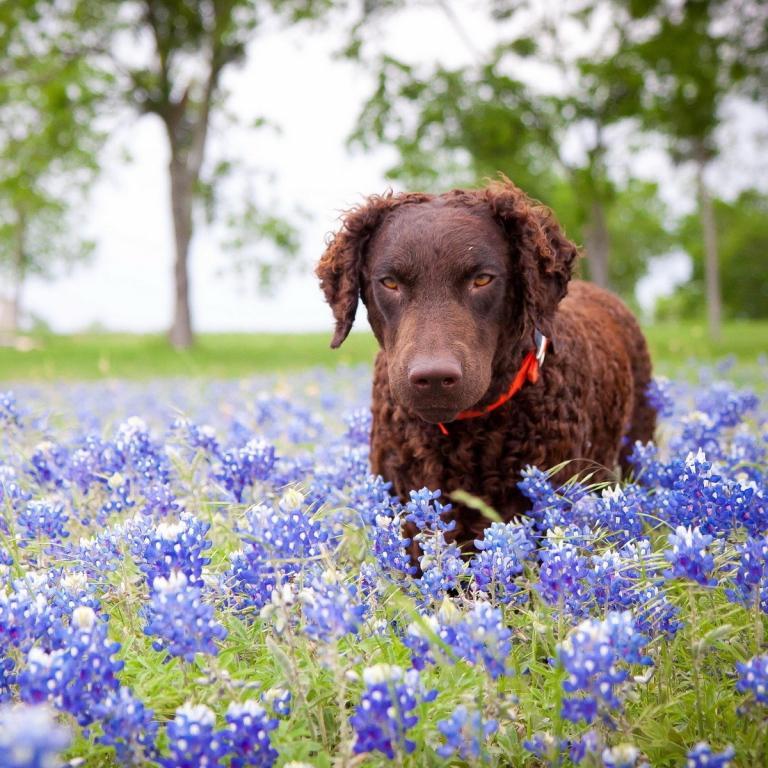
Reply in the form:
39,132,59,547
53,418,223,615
695,157,722,342
168,154,195,349
584,198,610,289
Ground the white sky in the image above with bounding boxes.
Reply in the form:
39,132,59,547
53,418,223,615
20,4,768,333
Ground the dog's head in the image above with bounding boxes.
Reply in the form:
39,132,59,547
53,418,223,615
316,178,578,424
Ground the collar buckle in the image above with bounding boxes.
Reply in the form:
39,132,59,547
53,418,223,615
534,329,549,367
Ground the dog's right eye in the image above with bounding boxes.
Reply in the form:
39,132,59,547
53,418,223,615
380,277,399,291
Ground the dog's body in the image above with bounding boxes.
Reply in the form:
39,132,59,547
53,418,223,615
317,180,655,547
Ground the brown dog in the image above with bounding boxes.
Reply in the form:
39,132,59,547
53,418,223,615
317,179,656,546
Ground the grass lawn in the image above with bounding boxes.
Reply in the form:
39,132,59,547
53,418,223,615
0,320,765,381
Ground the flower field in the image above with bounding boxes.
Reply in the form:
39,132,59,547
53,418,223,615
0,362,766,767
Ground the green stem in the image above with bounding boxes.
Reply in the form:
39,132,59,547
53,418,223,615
689,586,705,740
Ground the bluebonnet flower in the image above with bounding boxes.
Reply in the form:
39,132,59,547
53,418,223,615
0,464,30,509
344,408,372,446
26,440,68,489
470,519,536,604
170,418,220,456
129,513,212,587
0,391,22,428
518,467,589,531
228,490,330,613
663,525,717,586
535,529,592,619
558,611,651,724
162,703,227,768
685,742,735,768
646,377,675,418
594,485,647,544
1,654,14,702
215,438,276,502
92,687,158,765
262,687,291,717
632,584,684,638
726,535,768,612
19,606,124,726
350,665,436,759
736,654,768,703
523,732,567,765
416,532,467,601
114,416,171,485
0,704,71,768
405,487,454,533
16,499,69,544
368,509,415,580
436,705,497,760
403,601,512,679
299,569,367,643
348,474,399,526
602,743,647,768
451,602,513,679
224,700,279,768
141,482,184,518
143,572,227,662
93,472,135,526
569,730,600,764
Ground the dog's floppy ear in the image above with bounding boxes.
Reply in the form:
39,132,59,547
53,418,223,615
316,192,430,348
484,176,579,340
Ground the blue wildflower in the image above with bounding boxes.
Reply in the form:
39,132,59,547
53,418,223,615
19,606,124,726
558,611,651,724
299,569,367,643
261,687,291,717
143,572,227,662
535,529,592,619
215,438,276,502
663,525,717,586
224,700,279,768
523,731,567,765
602,743,646,768
685,742,735,768
129,513,213,587
350,665,435,759
368,509,415,580
162,703,227,768
0,704,71,768
0,391,22,428
736,654,768,703
470,519,536,604
92,687,158,765
344,408,372,446
416,532,467,602
726,535,768,612
405,487,454,533
17,499,69,544
436,704,497,760
228,490,330,614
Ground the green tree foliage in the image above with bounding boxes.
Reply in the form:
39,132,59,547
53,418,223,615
0,1,106,338
349,1,675,301
618,0,768,338
0,0,334,347
657,190,768,321
91,0,337,348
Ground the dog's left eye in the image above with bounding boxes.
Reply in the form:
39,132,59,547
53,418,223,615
380,277,399,291
473,274,494,288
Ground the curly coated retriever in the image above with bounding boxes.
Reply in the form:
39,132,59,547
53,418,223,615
317,178,656,548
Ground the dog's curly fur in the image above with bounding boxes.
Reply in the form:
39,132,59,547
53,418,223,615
317,179,656,549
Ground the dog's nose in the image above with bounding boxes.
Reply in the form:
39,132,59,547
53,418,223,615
408,357,463,391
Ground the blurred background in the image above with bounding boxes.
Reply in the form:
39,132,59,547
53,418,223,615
0,0,766,378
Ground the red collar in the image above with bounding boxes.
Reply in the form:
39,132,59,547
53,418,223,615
437,331,549,435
